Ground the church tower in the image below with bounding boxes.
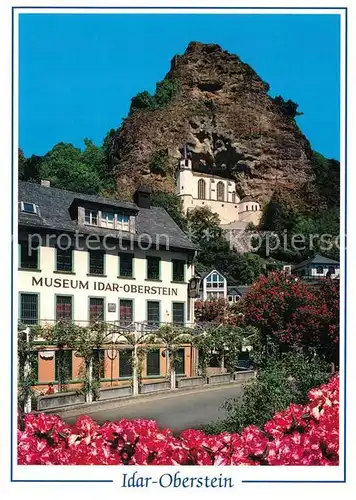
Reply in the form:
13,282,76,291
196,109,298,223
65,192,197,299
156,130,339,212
176,144,194,213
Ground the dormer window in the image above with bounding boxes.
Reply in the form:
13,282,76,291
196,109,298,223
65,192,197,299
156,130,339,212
81,205,132,231
101,211,114,228
84,208,98,226
117,214,130,231
20,202,38,214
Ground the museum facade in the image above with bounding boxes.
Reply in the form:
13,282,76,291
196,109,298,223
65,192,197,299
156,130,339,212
18,181,199,387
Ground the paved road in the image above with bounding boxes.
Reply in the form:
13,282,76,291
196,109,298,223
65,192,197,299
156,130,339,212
65,385,243,432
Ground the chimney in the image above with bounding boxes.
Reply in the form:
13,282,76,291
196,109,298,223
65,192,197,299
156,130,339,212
41,180,51,187
134,185,151,209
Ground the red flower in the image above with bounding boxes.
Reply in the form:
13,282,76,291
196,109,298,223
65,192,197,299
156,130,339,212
17,376,339,466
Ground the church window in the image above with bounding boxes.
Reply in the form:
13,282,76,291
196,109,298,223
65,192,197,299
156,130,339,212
198,179,206,200
217,182,225,201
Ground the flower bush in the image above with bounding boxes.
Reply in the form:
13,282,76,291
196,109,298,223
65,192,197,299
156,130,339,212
18,375,339,466
243,272,339,364
194,298,243,326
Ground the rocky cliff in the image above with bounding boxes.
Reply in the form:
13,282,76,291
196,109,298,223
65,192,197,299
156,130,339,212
109,42,315,208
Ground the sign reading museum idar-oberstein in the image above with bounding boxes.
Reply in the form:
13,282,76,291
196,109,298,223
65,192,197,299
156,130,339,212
31,276,178,296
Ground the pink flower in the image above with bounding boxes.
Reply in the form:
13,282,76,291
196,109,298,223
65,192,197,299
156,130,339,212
17,376,339,466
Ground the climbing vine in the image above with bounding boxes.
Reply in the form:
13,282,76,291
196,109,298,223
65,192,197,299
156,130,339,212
18,321,259,412
17,323,38,413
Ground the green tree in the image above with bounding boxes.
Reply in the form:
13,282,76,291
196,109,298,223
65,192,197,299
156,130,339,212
38,140,115,195
19,152,42,183
272,95,303,120
129,91,157,113
40,142,102,194
102,128,116,167
310,151,340,208
129,78,179,114
82,138,116,195
155,78,178,107
151,192,187,231
18,149,26,179
259,192,298,232
187,207,264,284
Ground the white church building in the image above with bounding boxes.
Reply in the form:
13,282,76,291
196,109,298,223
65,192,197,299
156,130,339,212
175,156,262,228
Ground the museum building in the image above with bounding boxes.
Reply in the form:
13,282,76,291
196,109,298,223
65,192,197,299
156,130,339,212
18,181,199,387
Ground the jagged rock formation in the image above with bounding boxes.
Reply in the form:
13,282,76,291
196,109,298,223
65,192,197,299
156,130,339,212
110,41,314,207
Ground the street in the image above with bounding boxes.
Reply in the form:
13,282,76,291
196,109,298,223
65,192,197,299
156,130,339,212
64,384,243,432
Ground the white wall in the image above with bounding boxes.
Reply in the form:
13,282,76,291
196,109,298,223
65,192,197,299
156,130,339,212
19,245,195,326
238,208,263,225
201,272,227,301
309,265,340,278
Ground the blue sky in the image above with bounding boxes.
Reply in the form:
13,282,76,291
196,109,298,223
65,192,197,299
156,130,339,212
19,13,340,160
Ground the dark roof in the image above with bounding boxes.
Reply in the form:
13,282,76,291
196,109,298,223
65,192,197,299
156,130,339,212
292,254,339,271
228,285,251,297
18,181,197,252
70,192,138,211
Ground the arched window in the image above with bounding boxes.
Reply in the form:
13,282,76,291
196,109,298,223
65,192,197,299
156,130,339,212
217,181,225,201
246,205,249,211
206,272,225,289
197,179,206,200
316,266,324,275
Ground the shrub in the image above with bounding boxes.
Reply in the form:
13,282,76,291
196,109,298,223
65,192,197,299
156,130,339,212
242,272,339,364
129,78,179,114
204,351,331,434
129,91,157,113
194,298,243,326
271,95,303,119
149,150,169,176
155,79,178,107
